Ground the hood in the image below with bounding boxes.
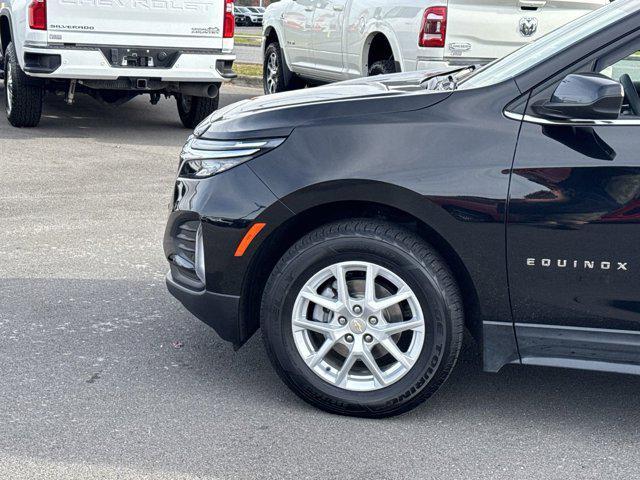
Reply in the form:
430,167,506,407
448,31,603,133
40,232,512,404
198,68,465,141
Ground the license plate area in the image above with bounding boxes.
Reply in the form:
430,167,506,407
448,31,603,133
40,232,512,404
100,47,180,69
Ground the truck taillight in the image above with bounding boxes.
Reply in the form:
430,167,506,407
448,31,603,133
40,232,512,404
28,0,47,30
419,6,447,48
223,0,234,38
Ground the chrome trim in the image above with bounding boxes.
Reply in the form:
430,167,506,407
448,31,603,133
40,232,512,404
503,110,524,122
180,137,281,162
191,138,269,150
182,148,262,161
194,225,206,285
503,110,640,126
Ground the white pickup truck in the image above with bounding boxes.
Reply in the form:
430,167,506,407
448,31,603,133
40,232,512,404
0,0,236,128
262,0,609,94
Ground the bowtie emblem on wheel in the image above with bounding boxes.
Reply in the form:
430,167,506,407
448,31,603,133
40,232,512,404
519,17,538,37
349,319,366,334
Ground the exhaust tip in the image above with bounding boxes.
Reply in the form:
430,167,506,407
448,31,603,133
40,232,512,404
205,85,218,98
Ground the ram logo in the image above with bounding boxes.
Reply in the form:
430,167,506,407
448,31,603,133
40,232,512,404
519,17,538,37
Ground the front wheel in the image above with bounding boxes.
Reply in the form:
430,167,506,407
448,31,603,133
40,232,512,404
176,94,220,129
4,42,43,128
260,220,464,417
263,42,305,95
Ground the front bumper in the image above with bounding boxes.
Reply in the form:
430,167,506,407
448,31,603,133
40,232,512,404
163,163,291,345
166,271,241,343
22,45,235,82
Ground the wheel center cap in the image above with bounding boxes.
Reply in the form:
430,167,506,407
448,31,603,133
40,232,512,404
349,318,367,335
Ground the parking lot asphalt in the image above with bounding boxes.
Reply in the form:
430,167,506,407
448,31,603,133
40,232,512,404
1,85,640,480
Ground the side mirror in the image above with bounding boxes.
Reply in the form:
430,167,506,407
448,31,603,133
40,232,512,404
533,73,624,121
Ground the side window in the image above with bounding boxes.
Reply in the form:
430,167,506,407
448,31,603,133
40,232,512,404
597,43,640,118
600,51,640,82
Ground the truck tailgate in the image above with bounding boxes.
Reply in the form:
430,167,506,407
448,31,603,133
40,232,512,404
46,0,225,49
444,0,607,62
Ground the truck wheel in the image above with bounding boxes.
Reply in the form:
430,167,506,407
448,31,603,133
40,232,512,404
176,94,220,129
260,219,464,418
263,42,305,95
368,59,396,76
4,42,43,128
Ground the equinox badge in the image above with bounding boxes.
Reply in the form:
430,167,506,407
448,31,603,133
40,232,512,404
526,258,629,271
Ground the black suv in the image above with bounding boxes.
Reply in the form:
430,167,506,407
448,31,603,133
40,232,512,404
164,0,640,417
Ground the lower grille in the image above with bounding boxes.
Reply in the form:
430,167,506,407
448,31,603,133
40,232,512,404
169,219,204,290
176,221,198,264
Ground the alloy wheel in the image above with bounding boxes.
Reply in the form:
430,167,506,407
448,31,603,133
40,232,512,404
291,261,425,392
5,60,13,116
266,51,279,94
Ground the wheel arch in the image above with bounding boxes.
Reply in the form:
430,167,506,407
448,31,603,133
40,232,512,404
362,30,402,74
263,25,279,53
263,25,293,73
240,194,482,347
0,12,12,55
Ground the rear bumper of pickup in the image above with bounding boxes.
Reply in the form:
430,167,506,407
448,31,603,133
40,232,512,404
22,44,236,82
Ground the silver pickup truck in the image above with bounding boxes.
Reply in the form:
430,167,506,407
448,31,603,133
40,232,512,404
262,0,608,94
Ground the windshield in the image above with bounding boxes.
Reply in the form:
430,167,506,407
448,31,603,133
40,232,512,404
460,0,639,90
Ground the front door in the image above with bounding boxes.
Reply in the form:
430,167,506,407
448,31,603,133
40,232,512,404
507,40,640,368
282,0,316,69
312,0,348,79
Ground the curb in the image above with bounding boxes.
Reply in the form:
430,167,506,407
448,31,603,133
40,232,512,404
229,75,262,89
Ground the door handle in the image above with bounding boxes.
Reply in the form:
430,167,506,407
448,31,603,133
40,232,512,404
333,5,344,11
304,7,313,11
518,0,547,8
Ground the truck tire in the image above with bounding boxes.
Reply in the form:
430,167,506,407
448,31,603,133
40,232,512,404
368,59,396,76
4,42,43,128
176,93,220,129
260,219,464,418
263,42,305,95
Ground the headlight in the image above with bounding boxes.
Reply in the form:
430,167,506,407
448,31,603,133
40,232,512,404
178,137,286,178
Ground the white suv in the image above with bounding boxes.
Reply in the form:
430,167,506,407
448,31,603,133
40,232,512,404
0,0,236,128
262,0,608,94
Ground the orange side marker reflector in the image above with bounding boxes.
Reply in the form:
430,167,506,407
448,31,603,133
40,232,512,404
234,223,267,257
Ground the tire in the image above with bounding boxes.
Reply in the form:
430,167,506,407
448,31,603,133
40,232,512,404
261,219,464,418
4,42,43,128
176,93,220,129
368,58,396,76
263,41,305,95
